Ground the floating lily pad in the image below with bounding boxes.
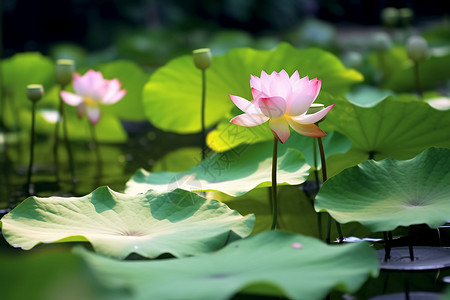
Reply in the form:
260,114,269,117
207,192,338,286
125,141,310,196
315,148,450,232
320,94,450,164
74,230,379,300
0,187,254,259
143,42,362,134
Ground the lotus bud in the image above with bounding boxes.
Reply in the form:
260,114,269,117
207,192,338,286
26,84,44,102
371,32,392,52
192,48,212,70
406,36,428,62
381,7,399,27
55,59,75,86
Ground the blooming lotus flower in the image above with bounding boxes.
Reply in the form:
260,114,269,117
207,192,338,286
230,70,334,143
60,70,127,125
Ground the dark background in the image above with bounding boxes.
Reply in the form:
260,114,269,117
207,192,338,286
2,0,449,58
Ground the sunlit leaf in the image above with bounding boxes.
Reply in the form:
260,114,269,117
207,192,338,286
315,148,450,232
0,187,254,259
125,141,310,197
143,43,363,134
75,231,379,300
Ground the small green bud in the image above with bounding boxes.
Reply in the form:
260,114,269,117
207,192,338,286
55,59,75,86
371,32,392,52
26,84,44,102
381,7,399,27
406,36,428,62
193,48,212,70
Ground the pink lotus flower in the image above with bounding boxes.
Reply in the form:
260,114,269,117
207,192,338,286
60,70,127,125
230,70,334,143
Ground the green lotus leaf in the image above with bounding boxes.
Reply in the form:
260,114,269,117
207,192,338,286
2,52,55,108
315,148,450,232
74,230,379,300
320,94,450,163
96,60,148,121
0,187,254,259
346,85,395,107
368,46,410,85
125,141,310,197
384,53,450,93
143,42,363,134
0,249,98,300
152,147,202,172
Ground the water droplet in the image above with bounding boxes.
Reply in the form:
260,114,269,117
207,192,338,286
134,245,139,250
291,242,303,249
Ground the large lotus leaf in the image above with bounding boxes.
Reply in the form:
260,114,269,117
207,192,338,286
315,148,450,232
384,52,450,93
96,60,148,121
2,52,55,108
74,230,379,300
0,187,254,259
367,46,410,85
143,42,363,134
0,248,98,300
346,85,395,107
125,141,310,196
320,93,450,162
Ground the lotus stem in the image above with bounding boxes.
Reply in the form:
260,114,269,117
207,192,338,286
413,62,423,98
59,84,76,189
318,136,343,244
408,226,415,261
201,69,206,160
313,138,323,239
26,100,37,196
270,136,279,230
89,122,102,177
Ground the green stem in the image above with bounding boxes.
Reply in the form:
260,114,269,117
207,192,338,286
313,138,322,239
59,85,76,189
26,101,36,196
53,99,61,182
413,62,423,98
200,69,207,160
318,136,343,244
89,123,102,188
270,137,278,230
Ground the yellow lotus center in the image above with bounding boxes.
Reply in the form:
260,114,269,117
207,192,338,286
84,96,98,107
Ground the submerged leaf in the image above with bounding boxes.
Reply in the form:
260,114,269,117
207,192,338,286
75,231,379,300
315,148,450,232
0,187,254,259
125,141,310,196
